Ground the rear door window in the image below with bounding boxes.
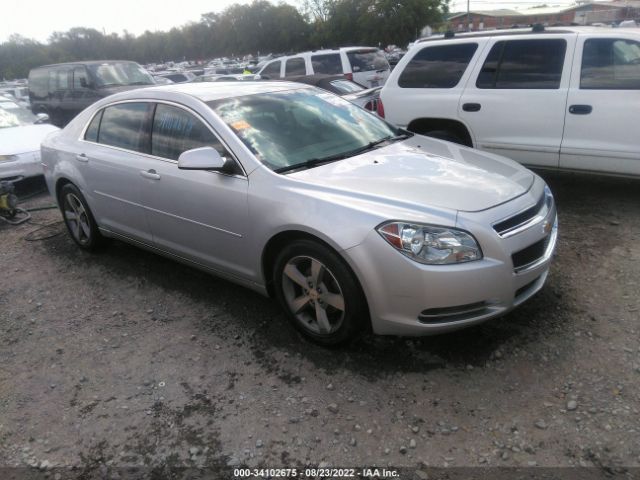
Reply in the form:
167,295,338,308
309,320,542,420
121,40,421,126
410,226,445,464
98,102,151,153
285,57,306,76
476,39,567,89
398,43,478,88
151,104,226,161
581,38,640,90
311,54,343,74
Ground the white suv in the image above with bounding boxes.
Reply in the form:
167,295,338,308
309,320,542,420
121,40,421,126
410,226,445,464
381,27,640,176
258,47,391,88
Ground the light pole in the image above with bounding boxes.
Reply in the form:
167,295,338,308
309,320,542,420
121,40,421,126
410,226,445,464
467,0,471,31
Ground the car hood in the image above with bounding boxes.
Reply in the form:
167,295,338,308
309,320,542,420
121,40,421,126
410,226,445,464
288,136,534,213
0,124,59,155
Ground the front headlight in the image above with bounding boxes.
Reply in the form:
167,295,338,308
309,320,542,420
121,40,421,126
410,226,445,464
377,221,482,265
0,154,19,162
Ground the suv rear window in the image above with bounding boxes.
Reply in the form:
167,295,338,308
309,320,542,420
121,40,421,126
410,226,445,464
477,39,567,89
311,54,343,75
347,49,389,72
581,38,640,90
398,43,478,88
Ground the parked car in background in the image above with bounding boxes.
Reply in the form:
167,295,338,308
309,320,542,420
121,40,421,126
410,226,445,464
258,47,391,88
0,96,58,181
28,60,156,127
382,26,640,176
203,66,246,76
152,76,175,85
192,74,261,82
0,85,30,108
154,71,196,83
286,74,383,116
41,82,556,344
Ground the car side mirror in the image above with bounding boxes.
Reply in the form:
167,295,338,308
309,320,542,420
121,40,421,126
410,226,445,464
35,113,50,124
178,146,231,172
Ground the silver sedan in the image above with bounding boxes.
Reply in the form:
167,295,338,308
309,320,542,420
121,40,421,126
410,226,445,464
41,82,557,345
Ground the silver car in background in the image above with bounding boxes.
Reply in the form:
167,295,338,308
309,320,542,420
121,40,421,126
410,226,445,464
41,82,557,345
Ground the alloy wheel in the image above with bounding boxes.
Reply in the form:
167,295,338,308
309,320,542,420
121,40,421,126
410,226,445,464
63,193,91,245
281,255,346,335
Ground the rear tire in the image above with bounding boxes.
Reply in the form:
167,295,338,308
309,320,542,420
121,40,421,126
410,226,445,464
273,239,367,346
59,183,107,251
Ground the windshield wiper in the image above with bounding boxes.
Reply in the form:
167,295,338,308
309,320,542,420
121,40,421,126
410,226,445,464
275,134,409,174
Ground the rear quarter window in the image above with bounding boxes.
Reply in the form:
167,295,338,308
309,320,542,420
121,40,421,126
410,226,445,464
398,43,478,88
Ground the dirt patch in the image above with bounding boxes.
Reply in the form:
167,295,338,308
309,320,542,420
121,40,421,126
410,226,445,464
1,173,639,477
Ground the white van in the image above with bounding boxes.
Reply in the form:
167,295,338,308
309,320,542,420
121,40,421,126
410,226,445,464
258,47,391,88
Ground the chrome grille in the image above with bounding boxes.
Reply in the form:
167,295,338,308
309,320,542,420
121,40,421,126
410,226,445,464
493,191,551,238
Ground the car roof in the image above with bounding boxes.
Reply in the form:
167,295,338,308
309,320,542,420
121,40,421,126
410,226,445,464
416,26,640,43
34,60,139,69
117,81,311,103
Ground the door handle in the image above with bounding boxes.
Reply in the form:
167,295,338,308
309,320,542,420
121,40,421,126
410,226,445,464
569,104,592,115
463,103,481,112
75,153,88,163
140,169,161,180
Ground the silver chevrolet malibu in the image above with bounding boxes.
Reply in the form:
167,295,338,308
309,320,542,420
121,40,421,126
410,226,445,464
41,82,557,345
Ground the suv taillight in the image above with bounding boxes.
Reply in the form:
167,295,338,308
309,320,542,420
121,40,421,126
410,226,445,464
345,73,353,81
376,97,385,118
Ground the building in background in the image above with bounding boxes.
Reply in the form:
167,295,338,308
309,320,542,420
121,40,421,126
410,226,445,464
448,1,640,31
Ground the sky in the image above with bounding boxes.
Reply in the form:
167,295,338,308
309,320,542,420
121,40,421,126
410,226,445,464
1,0,284,43
3,0,585,44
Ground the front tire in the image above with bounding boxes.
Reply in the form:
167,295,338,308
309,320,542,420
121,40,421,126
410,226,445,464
273,239,367,346
59,183,106,251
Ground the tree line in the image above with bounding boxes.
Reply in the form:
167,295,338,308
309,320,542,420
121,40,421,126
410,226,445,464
0,0,448,80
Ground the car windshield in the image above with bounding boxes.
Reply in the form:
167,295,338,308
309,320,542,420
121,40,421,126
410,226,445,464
0,99,38,128
208,88,398,172
88,62,155,87
347,49,389,72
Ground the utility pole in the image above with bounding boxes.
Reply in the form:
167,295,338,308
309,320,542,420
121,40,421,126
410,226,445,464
467,0,471,31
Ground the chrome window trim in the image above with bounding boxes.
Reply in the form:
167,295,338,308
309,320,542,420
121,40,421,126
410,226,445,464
78,98,248,178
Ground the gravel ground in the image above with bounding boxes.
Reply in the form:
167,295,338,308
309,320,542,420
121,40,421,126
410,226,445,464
0,172,639,479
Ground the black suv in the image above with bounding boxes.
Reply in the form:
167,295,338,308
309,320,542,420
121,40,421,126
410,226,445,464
28,60,156,127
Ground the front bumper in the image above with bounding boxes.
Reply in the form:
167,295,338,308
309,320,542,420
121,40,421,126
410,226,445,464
344,181,558,336
0,151,43,181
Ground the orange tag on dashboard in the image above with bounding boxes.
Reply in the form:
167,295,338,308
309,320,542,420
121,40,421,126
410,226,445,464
231,120,251,130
